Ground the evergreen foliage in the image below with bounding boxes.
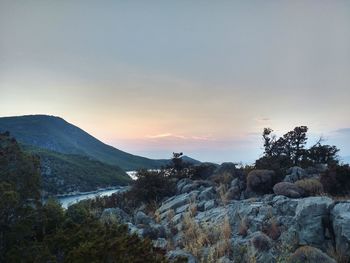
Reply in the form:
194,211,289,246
0,132,167,262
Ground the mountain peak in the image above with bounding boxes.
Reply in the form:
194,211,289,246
0,115,190,170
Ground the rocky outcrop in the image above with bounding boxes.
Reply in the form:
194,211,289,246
331,201,350,258
295,196,333,248
101,169,350,263
273,182,304,198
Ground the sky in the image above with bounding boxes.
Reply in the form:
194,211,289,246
0,0,350,163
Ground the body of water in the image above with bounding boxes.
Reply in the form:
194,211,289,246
57,187,126,208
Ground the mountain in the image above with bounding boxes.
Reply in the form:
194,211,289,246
23,144,131,195
0,115,199,170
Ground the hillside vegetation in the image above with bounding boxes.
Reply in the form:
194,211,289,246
0,132,166,262
23,145,131,195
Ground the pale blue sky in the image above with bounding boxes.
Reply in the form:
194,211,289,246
0,0,350,163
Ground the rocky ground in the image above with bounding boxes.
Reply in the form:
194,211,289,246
99,164,350,263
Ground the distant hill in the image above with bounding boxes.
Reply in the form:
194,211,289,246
23,144,131,196
0,115,200,170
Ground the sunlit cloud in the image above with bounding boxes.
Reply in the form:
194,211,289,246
145,133,215,141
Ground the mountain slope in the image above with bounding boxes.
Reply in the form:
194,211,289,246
0,115,199,170
22,144,131,195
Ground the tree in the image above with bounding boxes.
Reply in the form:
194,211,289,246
307,142,339,166
282,126,308,166
257,126,339,171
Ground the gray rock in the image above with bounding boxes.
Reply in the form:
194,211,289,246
177,178,193,193
167,249,197,263
142,223,166,239
295,196,333,248
152,238,168,250
127,223,143,237
204,200,216,211
176,204,190,214
196,206,228,225
273,182,304,198
226,178,244,200
272,195,298,216
134,211,154,225
158,191,199,215
198,187,216,201
284,166,308,183
331,202,350,258
181,180,213,194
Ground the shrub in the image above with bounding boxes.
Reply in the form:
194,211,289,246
130,169,176,205
295,179,324,196
251,233,271,252
238,217,249,237
263,218,281,240
247,170,275,194
289,246,336,263
321,165,350,195
188,163,217,180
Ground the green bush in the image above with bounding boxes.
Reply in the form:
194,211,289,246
130,169,176,205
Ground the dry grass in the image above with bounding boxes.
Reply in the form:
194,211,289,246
263,217,281,240
218,183,229,205
167,209,175,222
154,210,161,224
211,172,233,186
329,194,350,201
181,207,232,263
238,217,249,237
295,178,324,196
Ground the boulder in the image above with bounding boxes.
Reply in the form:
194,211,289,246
284,166,308,183
198,187,216,201
176,178,193,193
247,170,275,194
158,191,199,215
331,202,350,258
295,196,333,248
289,246,336,263
225,178,245,200
273,182,304,198
181,180,213,194
134,211,154,225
